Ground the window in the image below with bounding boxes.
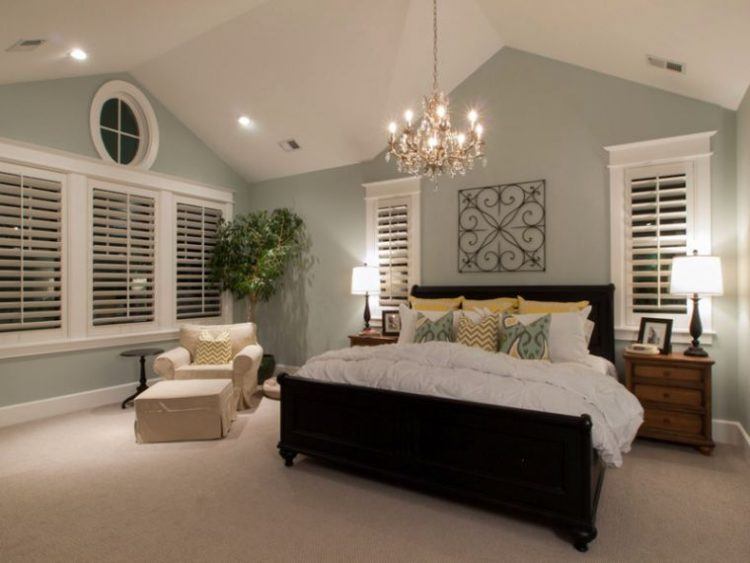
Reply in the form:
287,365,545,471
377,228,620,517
607,132,713,340
91,187,156,326
176,202,222,319
364,177,421,315
0,167,63,333
375,198,410,307
90,80,159,169
0,138,233,359
99,98,141,165
626,164,689,316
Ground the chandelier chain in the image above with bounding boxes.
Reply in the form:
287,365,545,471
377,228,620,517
432,0,438,92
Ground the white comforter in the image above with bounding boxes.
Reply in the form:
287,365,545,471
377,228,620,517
296,342,643,467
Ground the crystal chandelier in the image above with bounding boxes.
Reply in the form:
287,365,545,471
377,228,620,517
386,0,486,183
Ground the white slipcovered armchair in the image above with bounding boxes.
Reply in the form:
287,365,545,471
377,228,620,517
154,323,263,410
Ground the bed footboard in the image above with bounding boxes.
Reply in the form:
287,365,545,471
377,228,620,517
277,373,604,552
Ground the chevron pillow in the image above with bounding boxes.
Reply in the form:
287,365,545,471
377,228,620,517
194,330,232,364
456,313,498,352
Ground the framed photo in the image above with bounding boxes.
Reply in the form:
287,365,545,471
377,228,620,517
382,310,401,336
637,317,673,354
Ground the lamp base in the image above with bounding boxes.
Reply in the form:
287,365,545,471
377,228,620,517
684,345,708,357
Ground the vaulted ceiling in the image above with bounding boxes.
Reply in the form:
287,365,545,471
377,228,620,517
2,0,749,183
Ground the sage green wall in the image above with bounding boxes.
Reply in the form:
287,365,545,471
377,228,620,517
245,48,742,422
0,73,249,191
0,73,250,408
736,85,750,430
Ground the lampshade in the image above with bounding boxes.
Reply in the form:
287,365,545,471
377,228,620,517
351,266,380,295
669,254,723,296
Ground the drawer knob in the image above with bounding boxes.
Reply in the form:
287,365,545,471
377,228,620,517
663,392,671,399
663,417,671,424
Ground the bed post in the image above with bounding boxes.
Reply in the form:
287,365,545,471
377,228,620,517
276,373,299,467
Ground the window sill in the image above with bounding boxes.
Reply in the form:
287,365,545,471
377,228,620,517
0,329,179,360
615,326,715,346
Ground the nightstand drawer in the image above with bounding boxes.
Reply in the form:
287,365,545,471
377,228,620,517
643,409,703,435
634,384,702,407
633,364,702,383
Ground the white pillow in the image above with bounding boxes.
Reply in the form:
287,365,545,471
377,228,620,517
505,311,589,364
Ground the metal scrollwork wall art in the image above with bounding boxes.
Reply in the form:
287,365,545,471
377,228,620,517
458,180,546,273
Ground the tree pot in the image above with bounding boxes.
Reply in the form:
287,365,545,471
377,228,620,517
258,353,276,385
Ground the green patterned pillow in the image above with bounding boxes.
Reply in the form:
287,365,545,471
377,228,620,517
414,312,454,343
499,314,551,360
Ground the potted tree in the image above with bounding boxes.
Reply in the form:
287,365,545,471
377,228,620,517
210,208,306,383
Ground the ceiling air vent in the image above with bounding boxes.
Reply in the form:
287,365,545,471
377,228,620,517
278,139,301,152
647,55,685,74
6,38,46,52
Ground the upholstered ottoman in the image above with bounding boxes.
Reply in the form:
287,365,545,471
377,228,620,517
134,379,236,443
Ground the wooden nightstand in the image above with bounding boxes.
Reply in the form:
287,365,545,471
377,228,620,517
348,332,398,347
624,351,714,455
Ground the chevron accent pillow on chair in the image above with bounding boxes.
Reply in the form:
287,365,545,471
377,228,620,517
194,330,232,365
456,313,499,352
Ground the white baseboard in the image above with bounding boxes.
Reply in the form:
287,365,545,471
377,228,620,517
2,377,748,458
713,419,750,456
0,378,160,429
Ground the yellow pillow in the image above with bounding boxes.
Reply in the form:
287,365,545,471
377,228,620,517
194,330,232,365
462,297,517,314
517,296,589,314
409,296,464,312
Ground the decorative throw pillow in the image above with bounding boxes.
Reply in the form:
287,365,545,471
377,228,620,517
414,312,454,343
194,330,232,364
408,296,464,312
517,296,589,314
499,315,551,360
456,313,498,352
462,297,517,314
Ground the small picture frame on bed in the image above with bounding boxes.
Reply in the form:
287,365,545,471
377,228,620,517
382,310,401,336
637,317,673,354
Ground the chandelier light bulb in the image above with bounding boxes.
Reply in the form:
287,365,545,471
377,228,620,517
475,124,484,137
404,109,414,124
457,133,466,145
468,109,478,123
388,122,397,134
428,136,438,148
436,105,446,118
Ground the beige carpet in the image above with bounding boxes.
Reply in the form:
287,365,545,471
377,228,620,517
1,397,748,563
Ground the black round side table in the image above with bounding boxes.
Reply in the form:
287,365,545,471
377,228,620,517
120,348,164,409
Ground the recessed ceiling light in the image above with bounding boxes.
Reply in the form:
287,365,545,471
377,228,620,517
70,48,88,61
238,115,253,128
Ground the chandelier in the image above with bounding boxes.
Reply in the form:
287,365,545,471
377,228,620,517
386,0,486,183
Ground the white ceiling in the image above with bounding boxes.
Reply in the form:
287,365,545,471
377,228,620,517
2,0,749,183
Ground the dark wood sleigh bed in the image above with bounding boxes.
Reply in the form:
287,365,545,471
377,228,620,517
277,284,616,552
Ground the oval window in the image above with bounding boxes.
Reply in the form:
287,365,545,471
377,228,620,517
90,81,159,169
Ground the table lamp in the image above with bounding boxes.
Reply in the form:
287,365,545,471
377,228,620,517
351,264,380,331
669,251,723,357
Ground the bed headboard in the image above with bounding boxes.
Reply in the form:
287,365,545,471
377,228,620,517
410,284,616,362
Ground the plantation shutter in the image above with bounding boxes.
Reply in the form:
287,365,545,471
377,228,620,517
176,203,222,319
92,188,155,325
0,170,62,332
377,198,410,307
627,166,689,315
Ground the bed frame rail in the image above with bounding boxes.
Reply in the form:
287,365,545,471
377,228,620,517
278,373,604,551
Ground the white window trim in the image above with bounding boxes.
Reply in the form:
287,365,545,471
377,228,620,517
606,131,715,344
363,176,421,322
0,137,234,359
90,80,160,170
